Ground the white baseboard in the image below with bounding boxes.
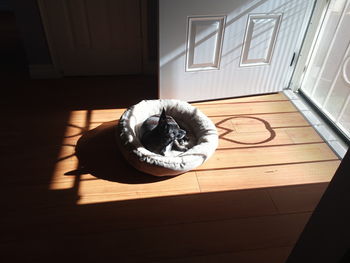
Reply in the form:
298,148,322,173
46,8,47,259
29,64,62,79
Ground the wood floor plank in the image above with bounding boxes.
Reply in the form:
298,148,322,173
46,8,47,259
258,112,310,128
4,188,279,242
268,183,329,214
217,126,323,149
58,212,310,261
155,246,293,263
65,109,124,130
196,160,340,192
89,108,125,125
197,143,338,171
50,157,78,190
211,112,310,131
78,172,201,204
66,110,90,127
3,212,308,262
76,188,279,231
196,101,297,117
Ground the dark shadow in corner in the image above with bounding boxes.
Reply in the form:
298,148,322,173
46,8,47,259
68,120,171,184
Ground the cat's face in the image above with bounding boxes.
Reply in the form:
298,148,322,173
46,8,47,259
157,109,186,141
140,108,188,155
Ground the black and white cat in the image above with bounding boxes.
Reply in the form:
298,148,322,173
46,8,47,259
140,109,189,155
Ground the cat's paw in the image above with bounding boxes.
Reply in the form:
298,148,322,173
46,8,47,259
173,139,189,152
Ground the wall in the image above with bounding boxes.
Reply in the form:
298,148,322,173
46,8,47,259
0,0,12,11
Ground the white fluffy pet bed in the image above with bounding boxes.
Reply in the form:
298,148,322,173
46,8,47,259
116,99,218,176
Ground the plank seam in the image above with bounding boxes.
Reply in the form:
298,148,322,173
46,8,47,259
194,99,290,106
271,125,312,129
82,211,312,236
207,111,300,118
265,189,282,214
215,141,329,151
195,159,340,172
151,245,294,262
194,171,203,193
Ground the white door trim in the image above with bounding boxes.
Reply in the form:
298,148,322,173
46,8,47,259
36,0,63,78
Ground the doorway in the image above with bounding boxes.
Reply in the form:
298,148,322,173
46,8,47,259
37,0,158,76
298,0,350,142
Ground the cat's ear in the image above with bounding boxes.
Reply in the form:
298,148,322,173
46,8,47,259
160,108,166,119
158,108,168,127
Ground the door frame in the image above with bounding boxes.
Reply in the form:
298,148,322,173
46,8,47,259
289,0,350,144
37,0,63,77
289,0,330,91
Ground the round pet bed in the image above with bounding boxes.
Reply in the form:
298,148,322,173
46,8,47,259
116,99,218,176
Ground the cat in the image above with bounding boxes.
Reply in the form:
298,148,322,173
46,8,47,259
140,108,189,155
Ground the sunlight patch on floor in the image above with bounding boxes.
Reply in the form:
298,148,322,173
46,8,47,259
77,172,200,205
48,93,340,205
49,110,88,190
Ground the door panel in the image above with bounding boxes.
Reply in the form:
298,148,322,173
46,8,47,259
42,0,142,76
240,14,282,66
300,0,350,139
159,0,314,101
186,16,226,71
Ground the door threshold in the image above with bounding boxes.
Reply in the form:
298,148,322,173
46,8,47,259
283,89,349,159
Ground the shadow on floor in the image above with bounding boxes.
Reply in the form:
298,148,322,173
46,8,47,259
71,120,171,184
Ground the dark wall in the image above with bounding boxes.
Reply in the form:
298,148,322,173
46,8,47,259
0,0,12,11
12,0,52,65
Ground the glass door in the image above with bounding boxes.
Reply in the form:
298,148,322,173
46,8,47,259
299,0,350,140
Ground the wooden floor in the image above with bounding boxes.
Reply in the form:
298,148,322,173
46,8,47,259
1,92,340,262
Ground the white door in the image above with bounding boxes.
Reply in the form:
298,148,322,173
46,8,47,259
300,0,350,139
159,0,315,101
39,0,142,76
